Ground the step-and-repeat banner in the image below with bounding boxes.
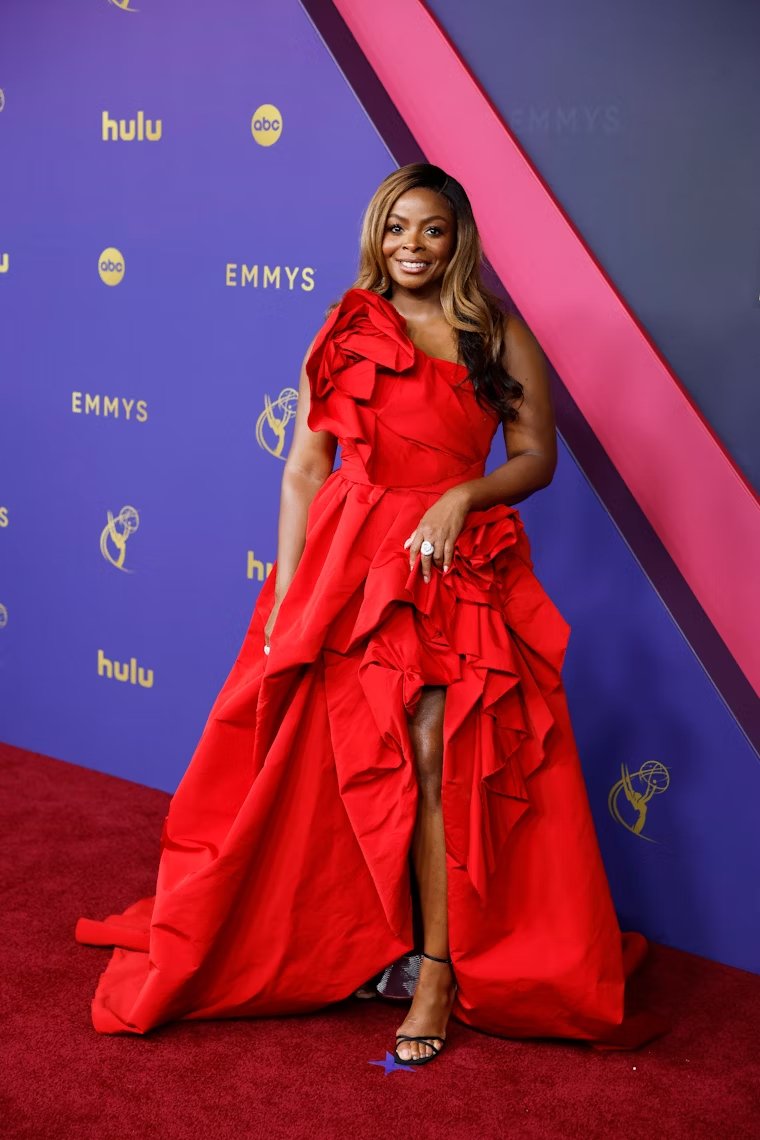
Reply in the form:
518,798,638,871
1,0,757,975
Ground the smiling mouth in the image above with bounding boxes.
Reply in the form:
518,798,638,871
397,259,430,271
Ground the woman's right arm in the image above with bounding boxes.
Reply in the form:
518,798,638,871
265,334,337,645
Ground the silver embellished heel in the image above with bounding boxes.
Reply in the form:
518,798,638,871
376,950,423,1000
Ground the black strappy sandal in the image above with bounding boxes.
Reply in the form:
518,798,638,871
393,950,456,1067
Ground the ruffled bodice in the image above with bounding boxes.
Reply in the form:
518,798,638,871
306,287,500,490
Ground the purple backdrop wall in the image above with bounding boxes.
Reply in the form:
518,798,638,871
1,0,758,976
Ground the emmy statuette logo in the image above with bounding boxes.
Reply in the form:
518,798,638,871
251,104,282,146
97,649,154,688
100,506,140,572
106,0,139,11
99,248,125,286
256,387,299,459
101,111,162,142
608,760,671,843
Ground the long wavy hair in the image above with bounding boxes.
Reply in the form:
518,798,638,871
340,163,524,422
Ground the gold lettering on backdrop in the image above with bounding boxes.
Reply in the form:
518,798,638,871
101,110,162,141
97,649,154,688
0,507,8,527
608,760,671,843
256,388,298,458
100,506,140,572
224,264,316,290
71,393,148,421
0,253,9,273
247,551,274,581
0,603,7,629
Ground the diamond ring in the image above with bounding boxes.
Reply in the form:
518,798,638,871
420,540,435,557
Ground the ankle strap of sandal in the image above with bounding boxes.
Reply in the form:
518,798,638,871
422,950,452,964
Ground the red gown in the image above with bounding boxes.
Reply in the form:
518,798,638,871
75,287,665,1048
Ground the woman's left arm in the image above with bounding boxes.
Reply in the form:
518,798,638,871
461,313,557,509
406,314,558,580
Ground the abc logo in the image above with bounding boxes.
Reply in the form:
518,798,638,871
98,247,125,286
251,103,282,147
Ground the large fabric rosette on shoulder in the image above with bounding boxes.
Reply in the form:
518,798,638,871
305,288,416,471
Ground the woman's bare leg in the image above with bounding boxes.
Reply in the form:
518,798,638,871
395,685,457,1061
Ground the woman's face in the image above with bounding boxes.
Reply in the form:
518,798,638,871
380,187,456,294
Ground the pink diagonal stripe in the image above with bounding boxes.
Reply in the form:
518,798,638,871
334,0,760,695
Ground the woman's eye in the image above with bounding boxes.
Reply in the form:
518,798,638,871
387,224,443,236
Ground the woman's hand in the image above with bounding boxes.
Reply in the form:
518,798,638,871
264,597,282,653
404,486,472,582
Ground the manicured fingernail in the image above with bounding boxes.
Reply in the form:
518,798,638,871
424,575,429,583
443,565,449,573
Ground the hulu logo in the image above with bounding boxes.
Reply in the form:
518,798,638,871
97,648,154,688
101,110,162,141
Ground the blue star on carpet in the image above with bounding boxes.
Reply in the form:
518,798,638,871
368,1050,417,1074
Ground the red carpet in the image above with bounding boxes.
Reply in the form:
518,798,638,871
2,740,759,1139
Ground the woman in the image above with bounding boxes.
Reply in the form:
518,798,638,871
76,164,665,1064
